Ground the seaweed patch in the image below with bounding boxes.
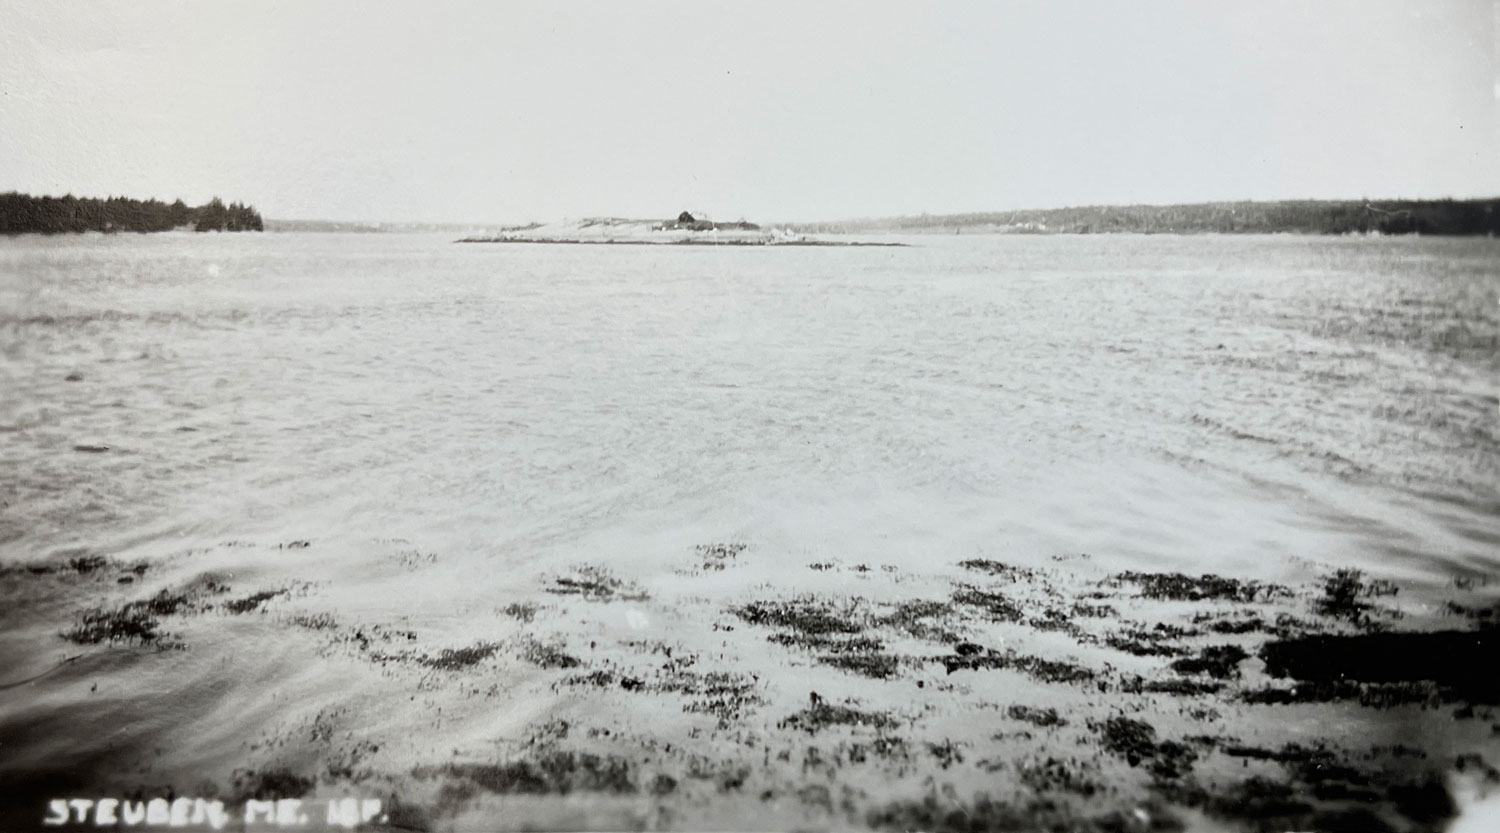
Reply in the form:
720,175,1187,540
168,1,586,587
778,697,900,734
937,644,1096,684
1110,571,1288,603
414,752,637,796
1314,568,1402,629
223,589,287,614
695,542,746,571
544,565,649,602
1168,644,1248,679
731,596,870,634
417,642,500,671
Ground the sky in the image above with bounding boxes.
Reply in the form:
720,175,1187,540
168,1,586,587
2,0,1498,224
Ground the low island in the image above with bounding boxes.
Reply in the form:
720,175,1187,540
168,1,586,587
456,212,905,246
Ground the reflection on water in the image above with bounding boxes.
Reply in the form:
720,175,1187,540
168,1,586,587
0,231,1496,827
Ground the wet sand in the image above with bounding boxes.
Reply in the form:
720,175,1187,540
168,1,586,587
4,541,1498,832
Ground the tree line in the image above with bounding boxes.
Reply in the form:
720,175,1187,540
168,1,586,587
793,198,1500,236
0,192,265,235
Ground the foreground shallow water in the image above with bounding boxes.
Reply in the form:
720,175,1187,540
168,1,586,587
0,232,1497,831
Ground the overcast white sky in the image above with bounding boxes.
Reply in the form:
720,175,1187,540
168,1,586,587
2,1,1497,223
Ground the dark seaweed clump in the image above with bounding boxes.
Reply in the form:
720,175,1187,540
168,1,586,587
926,740,966,769
778,699,899,734
732,596,868,635
949,586,1025,623
1026,607,1084,635
1070,601,1119,618
287,612,339,631
1315,568,1400,629
746,603,904,678
957,559,1038,581
1095,717,1158,766
866,794,1027,833
1017,756,1103,797
1113,571,1287,603
877,599,962,644
696,542,746,571
230,768,316,802
519,637,581,670
1007,705,1067,728
1092,717,1198,782
416,752,636,796
545,565,648,601
1169,644,1248,679
677,671,764,727
866,792,1165,833
1119,676,1225,696
223,589,286,614
682,758,752,793
419,642,500,671
1189,744,1463,830
1105,625,1194,658
500,602,539,622
1200,614,1265,634
938,644,1095,684
64,590,192,645
562,658,764,728
663,669,768,726
817,652,902,680
1191,610,1327,640
740,596,961,678
564,669,619,688
768,631,883,652
63,555,110,574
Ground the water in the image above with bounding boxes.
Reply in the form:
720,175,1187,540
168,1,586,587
1,231,1497,825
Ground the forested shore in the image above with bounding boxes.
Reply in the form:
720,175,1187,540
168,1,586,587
0,192,264,235
793,198,1500,236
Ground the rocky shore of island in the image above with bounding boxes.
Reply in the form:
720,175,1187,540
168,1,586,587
456,213,905,246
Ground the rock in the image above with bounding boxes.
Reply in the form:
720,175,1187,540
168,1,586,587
677,211,696,224
64,372,83,382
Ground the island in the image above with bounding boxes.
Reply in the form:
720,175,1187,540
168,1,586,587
0,192,264,235
456,212,905,246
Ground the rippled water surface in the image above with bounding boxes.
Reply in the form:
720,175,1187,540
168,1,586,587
1,232,1497,827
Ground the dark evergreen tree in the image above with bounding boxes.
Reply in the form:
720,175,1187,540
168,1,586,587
194,197,230,232
169,199,192,228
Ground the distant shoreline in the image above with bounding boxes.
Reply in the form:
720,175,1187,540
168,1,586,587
790,197,1500,237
